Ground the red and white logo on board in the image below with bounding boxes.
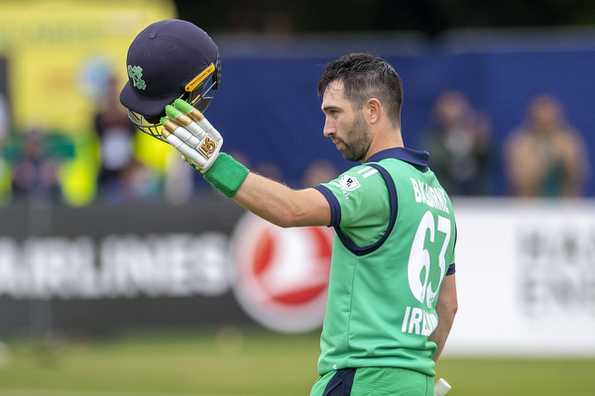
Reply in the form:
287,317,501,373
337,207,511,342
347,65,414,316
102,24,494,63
230,213,332,332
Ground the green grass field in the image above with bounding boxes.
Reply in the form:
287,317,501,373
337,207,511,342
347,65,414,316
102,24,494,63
0,330,594,396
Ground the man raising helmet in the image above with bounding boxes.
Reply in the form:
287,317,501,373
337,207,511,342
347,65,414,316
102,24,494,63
120,20,458,396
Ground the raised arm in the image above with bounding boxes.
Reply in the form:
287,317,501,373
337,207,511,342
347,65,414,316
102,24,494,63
233,172,330,228
156,100,331,228
429,274,458,363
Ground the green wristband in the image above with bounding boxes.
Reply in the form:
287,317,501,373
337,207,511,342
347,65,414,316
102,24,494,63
203,153,249,198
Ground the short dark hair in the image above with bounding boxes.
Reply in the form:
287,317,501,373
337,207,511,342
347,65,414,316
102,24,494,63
318,53,403,125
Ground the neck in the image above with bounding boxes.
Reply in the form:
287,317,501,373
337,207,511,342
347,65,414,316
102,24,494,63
364,126,404,161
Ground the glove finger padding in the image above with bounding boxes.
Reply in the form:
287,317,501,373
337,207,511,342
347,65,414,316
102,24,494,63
173,99,223,142
163,129,208,169
161,101,223,172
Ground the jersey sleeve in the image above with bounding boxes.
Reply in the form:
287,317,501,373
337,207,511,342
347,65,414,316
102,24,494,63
313,165,390,239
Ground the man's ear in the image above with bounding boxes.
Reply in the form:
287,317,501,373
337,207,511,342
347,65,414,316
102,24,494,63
365,98,382,125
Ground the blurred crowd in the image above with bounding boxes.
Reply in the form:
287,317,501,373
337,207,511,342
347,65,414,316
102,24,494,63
423,91,589,198
0,85,590,206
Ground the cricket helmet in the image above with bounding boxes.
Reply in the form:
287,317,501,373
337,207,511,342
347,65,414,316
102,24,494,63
120,19,220,141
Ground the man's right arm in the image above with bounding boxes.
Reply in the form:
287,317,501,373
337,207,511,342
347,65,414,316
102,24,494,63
429,274,458,363
233,172,331,228
158,100,332,228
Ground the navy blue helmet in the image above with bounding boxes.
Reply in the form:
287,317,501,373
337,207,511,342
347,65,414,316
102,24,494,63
120,19,220,141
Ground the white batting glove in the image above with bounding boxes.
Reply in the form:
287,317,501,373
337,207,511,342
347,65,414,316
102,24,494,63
161,99,223,173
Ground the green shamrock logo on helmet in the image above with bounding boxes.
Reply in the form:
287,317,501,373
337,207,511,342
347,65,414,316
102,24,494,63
127,65,147,91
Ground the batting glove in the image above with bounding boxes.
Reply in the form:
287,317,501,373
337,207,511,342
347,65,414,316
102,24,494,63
161,99,223,173
160,99,249,198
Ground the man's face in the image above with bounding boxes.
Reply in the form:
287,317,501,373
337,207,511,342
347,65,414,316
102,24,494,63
321,80,372,162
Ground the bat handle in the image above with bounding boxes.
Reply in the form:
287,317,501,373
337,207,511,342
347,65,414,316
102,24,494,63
435,378,452,396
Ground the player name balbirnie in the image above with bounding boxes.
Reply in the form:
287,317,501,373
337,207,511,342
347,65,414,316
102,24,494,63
410,178,450,213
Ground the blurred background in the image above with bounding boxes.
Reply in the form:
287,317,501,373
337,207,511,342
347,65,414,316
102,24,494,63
0,0,594,395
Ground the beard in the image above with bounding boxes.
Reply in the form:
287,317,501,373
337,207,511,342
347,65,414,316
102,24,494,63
339,113,372,162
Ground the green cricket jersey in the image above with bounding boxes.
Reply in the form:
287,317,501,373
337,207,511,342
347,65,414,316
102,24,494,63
314,147,457,377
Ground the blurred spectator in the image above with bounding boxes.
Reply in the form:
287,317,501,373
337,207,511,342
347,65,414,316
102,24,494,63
165,154,195,204
423,91,492,195
0,94,8,140
254,162,283,182
505,95,589,197
120,159,161,202
0,94,10,203
93,75,138,200
10,130,62,202
302,160,337,186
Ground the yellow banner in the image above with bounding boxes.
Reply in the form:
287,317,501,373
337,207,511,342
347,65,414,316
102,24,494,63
0,0,175,133
0,0,176,205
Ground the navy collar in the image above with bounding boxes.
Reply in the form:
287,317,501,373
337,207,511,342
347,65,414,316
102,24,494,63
366,147,430,169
